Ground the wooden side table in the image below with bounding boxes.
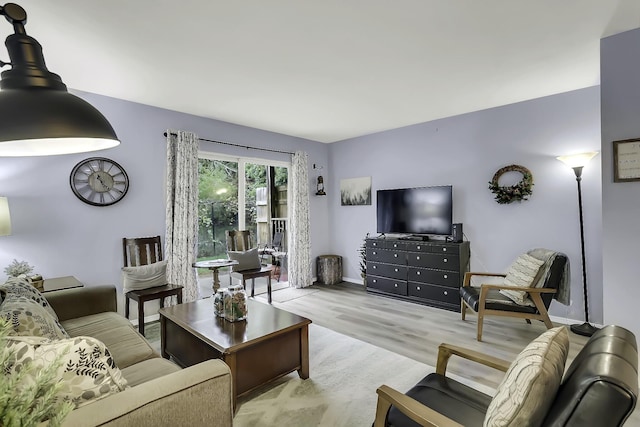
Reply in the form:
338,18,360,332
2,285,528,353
42,276,84,293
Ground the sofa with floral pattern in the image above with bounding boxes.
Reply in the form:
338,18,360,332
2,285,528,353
0,277,232,427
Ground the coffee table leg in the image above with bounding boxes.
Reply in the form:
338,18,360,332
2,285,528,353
160,316,168,359
224,352,238,413
298,324,309,379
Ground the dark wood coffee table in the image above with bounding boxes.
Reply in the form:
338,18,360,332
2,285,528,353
158,298,311,409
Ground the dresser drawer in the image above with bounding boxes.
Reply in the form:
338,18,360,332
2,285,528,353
367,262,407,280
404,242,431,253
408,267,459,287
408,282,460,306
407,252,458,270
366,240,384,250
367,276,407,296
430,244,458,254
368,248,405,264
383,240,406,250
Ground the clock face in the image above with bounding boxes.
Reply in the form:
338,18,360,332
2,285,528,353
70,157,129,206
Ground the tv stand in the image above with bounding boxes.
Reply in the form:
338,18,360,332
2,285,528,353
365,236,470,312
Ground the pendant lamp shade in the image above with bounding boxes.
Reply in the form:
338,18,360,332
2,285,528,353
0,3,119,156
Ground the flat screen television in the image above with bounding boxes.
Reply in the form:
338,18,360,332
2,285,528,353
376,185,453,235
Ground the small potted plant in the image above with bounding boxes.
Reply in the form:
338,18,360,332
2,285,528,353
4,259,34,278
358,233,369,285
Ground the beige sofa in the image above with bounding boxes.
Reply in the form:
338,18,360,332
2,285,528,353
41,284,233,427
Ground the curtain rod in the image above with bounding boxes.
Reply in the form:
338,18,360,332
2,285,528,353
163,132,294,155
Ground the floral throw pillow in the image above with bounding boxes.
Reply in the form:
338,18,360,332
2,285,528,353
0,295,68,339
0,276,58,320
4,335,129,409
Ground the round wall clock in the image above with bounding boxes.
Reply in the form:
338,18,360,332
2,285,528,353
69,157,129,206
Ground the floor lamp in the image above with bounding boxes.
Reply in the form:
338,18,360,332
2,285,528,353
557,151,599,337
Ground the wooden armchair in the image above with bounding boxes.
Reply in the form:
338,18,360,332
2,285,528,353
460,251,568,341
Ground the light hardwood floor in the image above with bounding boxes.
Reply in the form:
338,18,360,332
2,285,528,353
268,281,591,390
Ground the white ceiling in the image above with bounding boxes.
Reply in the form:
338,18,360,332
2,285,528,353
5,1,640,143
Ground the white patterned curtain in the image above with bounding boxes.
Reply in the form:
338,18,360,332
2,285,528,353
165,130,199,303
289,151,312,288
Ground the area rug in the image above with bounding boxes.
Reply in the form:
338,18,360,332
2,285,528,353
144,320,494,426
233,324,493,427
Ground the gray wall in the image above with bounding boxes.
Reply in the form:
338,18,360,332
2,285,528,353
0,91,330,316
328,86,603,323
601,28,640,339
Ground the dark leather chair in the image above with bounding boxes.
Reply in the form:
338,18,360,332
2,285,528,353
374,325,638,427
460,251,568,341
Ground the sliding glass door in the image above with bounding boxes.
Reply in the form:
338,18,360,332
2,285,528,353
197,153,289,261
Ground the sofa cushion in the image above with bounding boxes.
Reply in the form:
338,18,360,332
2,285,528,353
122,260,168,291
120,358,182,387
499,253,545,305
228,248,261,272
4,335,129,409
61,311,135,335
0,276,59,319
61,313,156,369
483,326,569,427
0,295,69,339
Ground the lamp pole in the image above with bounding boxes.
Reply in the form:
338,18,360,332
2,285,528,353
557,152,599,337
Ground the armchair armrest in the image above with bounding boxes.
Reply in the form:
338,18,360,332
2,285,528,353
374,384,463,427
463,271,506,286
41,359,233,427
479,283,557,294
436,343,511,375
44,285,117,321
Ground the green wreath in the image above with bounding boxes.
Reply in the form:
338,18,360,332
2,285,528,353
488,164,534,204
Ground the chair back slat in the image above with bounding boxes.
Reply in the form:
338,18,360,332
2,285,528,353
226,230,252,251
123,236,163,267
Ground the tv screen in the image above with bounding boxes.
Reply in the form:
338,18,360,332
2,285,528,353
376,186,453,235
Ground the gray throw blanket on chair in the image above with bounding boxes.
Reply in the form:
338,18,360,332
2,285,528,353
527,248,571,305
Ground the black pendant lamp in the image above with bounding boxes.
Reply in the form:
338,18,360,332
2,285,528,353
0,3,119,156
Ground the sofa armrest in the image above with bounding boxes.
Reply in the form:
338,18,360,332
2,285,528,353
40,359,233,427
44,285,117,321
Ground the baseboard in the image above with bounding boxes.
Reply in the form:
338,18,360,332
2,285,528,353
342,276,364,285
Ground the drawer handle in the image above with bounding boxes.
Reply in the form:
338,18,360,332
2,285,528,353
417,286,421,291
373,243,378,246
444,290,448,295
444,274,448,279
373,279,377,283
393,244,398,248
373,266,377,269
416,256,420,260
443,248,447,252
417,245,421,250
373,251,377,255
394,268,399,272
444,258,448,263
394,283,398,288
417,271,421,275
394,254,398,258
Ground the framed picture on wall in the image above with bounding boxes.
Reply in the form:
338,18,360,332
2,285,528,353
613,138,640,182
340,177,372,206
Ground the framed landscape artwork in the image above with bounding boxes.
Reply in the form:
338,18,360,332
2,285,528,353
340,177,372,206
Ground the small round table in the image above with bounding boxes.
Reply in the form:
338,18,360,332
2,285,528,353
193,259,239,292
